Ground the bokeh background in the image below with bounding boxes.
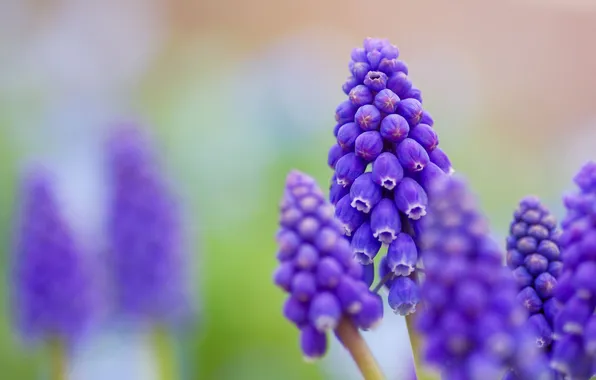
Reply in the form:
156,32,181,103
1,0,596,379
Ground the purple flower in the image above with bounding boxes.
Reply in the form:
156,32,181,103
417,176,551,379
106,126,189,323
274,170,383,360
12,168,95,345
552,162,596,379
506,196,562,353
328,38,452,315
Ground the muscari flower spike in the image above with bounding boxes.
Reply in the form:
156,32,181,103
328,37,453,315
274,170,383,361
12,167,95,345
551,162,596,379
417,175,552,380
106,126,189,323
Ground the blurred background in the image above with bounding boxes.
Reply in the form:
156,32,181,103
1,0,596,379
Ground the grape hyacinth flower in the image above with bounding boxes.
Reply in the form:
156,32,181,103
106,126,189,380
275,170,384,379
12,167,95,379
329,37,453,315
506,196,563,379
551,162,596,379
417,176,551,379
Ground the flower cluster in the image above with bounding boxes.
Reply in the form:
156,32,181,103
12,168,95,345
417,176,550,379
328,37,452,315
506,196,562,352
551,162,596,379
106,127,189,323
274,170,383,360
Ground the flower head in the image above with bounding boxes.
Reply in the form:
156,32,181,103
417,176,551,379
275,170,383,360
551,162,596,379
12,167,95,345
106,126,189,323
329,37,452,314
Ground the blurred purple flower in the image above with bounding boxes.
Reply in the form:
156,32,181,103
551,161,596,379
106,126,189,323
329,37,453,315
417,176,551,379
275,170,383,360
12,167,95,345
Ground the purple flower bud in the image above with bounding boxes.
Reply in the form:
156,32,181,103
309,292,342,332
524,254,549,276
370,198,402,244
548,261,563,278
386,72,412,98
405,87,422,103
292,271,317,302
387,233,418,276
354,105,381,131
394,177,428,220
336,276,364,314
294,244,320,270
335,100,357,124
351,222,382,264
284,296,308,327
429,147,453,174
329,180,349,206
342,76,359,95
417,162,446,192
349,85,373,106
353,293,383,330
355,131,384,162
373,89,400,113
335,194,365,236
517,286,543,314
409,124,438,152
371,152,404,190
316,257,343,289
276,230,301,261
363,71,388,92
420,110,434,126
573,161,596,192
367,50,382,70
362,263,374,288
297,216,321,241
336,122,361,151
516,236,537,254
300,325,327,362
351,61,370,82
396,138,430,172
542,298,560,326
396,98,423,126
378,58,407,75
350,173,382,213
533,272,557,300
537,240,560,261
380,43,399,59
350,47,367,62
380,114,410,143
327,144,345,169
335,153,366,187
506,249,525,268
527,314,553,348
274,262,295,291
388,277,420,315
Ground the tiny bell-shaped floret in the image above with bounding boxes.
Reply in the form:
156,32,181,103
370,198,402,244
309,292,342,332
351,222,382,264
409,124,438,152
397,138,430,172
316,257,343,289
386,233,418,276
335,194,366,236
355,131,384,162
354,105,381,131
371,152,404,190
350,173,382,213
396,98,423,126
386,71,412,98
429,147,453,174
380,114,409,143
284,296,308,327
337,122,361,151
300,325,327,362
363,71,388,92
327,144,345,169
394,177,428,220
335,153,366,187
388,276,420,316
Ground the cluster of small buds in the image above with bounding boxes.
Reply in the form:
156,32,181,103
274,170,383,360
506,196,563,379
417,176,551,379
551,162,596,379
12,168,95,345
328,37,452,315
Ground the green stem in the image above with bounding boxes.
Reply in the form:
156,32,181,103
335,317,385,380
151,325,179,380
48,337,66,380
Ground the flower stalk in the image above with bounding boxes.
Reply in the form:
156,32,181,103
151,325,179,380
335,317,384,380
48,337,66,380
